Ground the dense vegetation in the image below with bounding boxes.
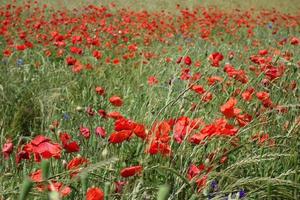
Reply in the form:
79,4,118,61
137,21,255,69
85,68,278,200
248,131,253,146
0,1,299,199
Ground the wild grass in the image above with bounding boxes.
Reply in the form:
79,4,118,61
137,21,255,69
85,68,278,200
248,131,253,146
5,0,300,13
0,1,299,200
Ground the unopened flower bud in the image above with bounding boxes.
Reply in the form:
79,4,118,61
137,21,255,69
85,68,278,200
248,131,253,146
76,106,83,112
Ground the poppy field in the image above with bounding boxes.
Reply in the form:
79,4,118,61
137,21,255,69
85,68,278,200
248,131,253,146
0,0,300,199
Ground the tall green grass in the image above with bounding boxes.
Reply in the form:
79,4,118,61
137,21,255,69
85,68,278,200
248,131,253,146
0,1,299,200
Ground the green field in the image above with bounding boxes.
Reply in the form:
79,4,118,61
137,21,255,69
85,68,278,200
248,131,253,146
0,0,299,199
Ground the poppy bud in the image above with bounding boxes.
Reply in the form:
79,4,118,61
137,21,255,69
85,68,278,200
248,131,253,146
109,96,123,107
204,158,210,165
101,148,108,158
76,106,83,112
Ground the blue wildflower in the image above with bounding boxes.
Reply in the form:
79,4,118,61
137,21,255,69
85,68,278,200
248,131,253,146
239,189,246,198
17,58,24,66
63,113,70,120
185,37,194,43
223,189,246,200
267,22,273,29
211,180,218,191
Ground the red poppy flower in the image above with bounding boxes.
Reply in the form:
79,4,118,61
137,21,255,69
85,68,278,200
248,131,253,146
71,35,82,44
86,187,104,200
3,49,12,57
184,56,192,66
256,91,270,101
290,37,299,45
114,118,135,131
191,85,205,95
256,91,273,107
16,150,30,164
30,169,43,183
258,49,268,56
67,156,88,178
202,92,213,102
113,58,120,65
207,76,223,85
197,118,238,138
2,138,13,159
189,133,208,144
220,156,228,164
148,76,158,86
187,164,202,180
228,51,234,59
66,56,77,65
57,49,64,57
85,63,93,70
70,46,83,55
63,141,80,153
80,126,91,139
59,132,80,153
95,126,106,138
173,116,198,144
48,181,72,197
191,72,201,81
133,123,146,140
72,61,84,73
176,56,183,64
16,44,27,51
29,169,46,192
114,181,127,193
86,106,96,116
214,118,238,136
24,41,33,48
95,86,105,96
148,140,171,156
165,57,172,63
224,63,239,77
98,109,108,119
235,72,247,85
109,96,123,107
236,113,252,127
258,133,269,144
93,50,102,59
108,130,132,144
120,165,143,177
196,175,207,192
107,111,124,119
150,121,171,143
253,133,274,146
209,52,224,67
180,68,191,80
265,65,285,81
241,87,255,101
19,31,26,39
220,98,241,118
27,135,62,162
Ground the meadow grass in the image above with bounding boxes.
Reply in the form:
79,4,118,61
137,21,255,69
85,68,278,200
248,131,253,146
7,0,300,13
0,1,299,200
